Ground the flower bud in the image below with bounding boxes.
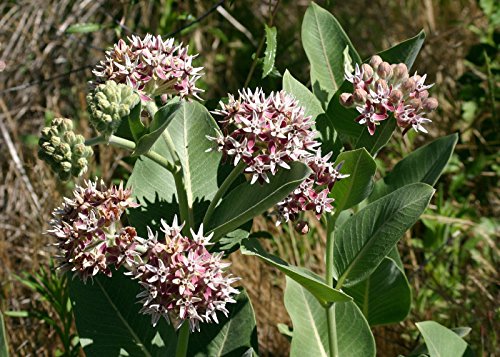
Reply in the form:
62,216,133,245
63,131,76,144
408,98,422,109
339,93,354,107
393,63,408,81
389,89,403,104
422,97,439,112
374,79,389,92
352,87,368,104
401,78,416,94
60,161,72,172
377,62,393,79
418,90,429,99
53,154,64,162
369,55,383,69
50,136,61,146
361,63,374,80
295,221,310,235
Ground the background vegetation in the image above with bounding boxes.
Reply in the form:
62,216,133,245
0,0,498,356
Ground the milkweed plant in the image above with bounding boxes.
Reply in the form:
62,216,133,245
37,3,470,357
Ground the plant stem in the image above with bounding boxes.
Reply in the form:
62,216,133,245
175,321,190,357
84,135,177,174
202,161,245,227
325,213,339,357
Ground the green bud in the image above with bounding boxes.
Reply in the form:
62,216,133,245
50,135,61,146
60,161,72,172
53,154,64,162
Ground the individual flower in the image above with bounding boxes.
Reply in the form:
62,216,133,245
340,55,439,135
87,81,140,139
129,217,240,331
38,118,94,181
48,179,139,282
92,34,203,101
208,88,318,184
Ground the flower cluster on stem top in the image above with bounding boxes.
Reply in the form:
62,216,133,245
209,88,349,231
93,34,203,101
129,218,240,331
340,55,439,135
48,180,139,282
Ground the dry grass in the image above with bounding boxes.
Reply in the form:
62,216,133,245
0,0,497,356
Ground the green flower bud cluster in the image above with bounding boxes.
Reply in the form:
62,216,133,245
38,118,93,181
87,81,140,139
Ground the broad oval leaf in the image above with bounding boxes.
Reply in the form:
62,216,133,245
127,102,221,234
69,272,177,357
241,239,351,305
375,30,426,69
133,102,180,156
205,162,311,240
344,257,411,326
302,2,361,105
334,183,434,288
415,321,468,357
330,148,376,213
284,278,375,357
188,289,259,357
262,25,277,79
282,70,324,121
370,133,458,201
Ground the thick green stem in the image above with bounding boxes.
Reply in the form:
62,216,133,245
175,322,190,357
202,162,245,227
325,214,338,357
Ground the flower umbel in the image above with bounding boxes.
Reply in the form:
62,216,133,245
48,180,139,282
130,218,240,331
340,56,439,135
92,34,203,101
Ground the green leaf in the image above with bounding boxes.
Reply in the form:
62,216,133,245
262,25,277,79
69,272,177,357
66,23,102,34
132,103,180,156
282,70,324,121
334,183,434,288
0,312,9,357
415,321,468,357
241,239,351,305
284,278,375,357
326,31,427,152
188,289,259,357
370,134,458,201
128,102,147,142
302,2,361,105
205,162,311,240
330,148,376,213
127,102,221,234
344,257,411,326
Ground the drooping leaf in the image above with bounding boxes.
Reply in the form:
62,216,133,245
370,134,458,201
69,272,177,357
284,278,375,357
66,23,102,34
133,103,180,156
0,312,9,357
415,321,468,357
205,162,311,240
302,2,361,105
262,25,277,79
188,289,258,357
241,239,351,305
127,102,221,235
282,70,324,121
330,148,376,213
344,257,411,326
334,183,434,288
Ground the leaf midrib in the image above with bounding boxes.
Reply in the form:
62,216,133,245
96,279,152,357
311,6,337,92
299,287,329,357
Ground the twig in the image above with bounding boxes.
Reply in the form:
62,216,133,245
168,0,226,37
216,6,256,46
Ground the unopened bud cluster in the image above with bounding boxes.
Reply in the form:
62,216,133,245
48,180,139,282
38,118,93,180
129,218,240,331
340,55,438,135
87,81,140,138
209,88,349,230
93,34,203,101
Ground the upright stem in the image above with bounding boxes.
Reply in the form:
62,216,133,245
325,214,338,357
175,322,190,357
202,162,245,227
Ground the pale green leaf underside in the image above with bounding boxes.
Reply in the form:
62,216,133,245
416,321,468,357
262,25,277,78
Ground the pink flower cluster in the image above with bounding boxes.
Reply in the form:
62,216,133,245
340,55,439,135
130,218,239,331
93,34,203,101
210,88,349,231
48,180,139,282
209,88,318,184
